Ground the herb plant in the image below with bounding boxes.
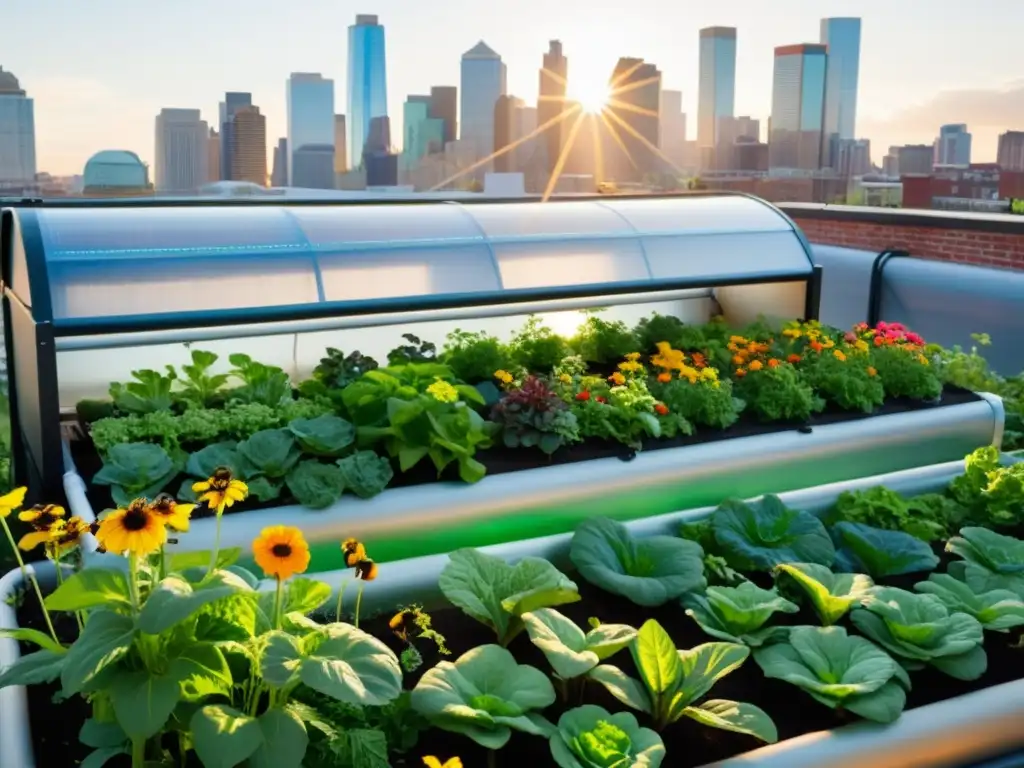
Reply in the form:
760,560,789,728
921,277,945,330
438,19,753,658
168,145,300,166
773,563,873,625
869,345,943,401
634,313,688,353
228,353,293,407
800,348,885,413
510,316,569,372
572,313,639,364
109,367,178,414
590,619,777,740
177,350,229,408
830,486,965,542
313,348,379,389
490,376,581,455
652,371,742,430
682,583,799,646
734,362,825,422
387,333,438,365
441,329,513,384
549,706,665,768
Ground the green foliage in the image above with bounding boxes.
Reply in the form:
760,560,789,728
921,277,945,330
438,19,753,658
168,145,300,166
709,495,835,571
682,583,798,646
949,446,1024,527
313,348,379,390
410,644,556,749
285,460,347,509
228,353,293,407
570,517,706,607
928,333,1004,393
652,377,743,430
438,548,580,645
511,316,569,372
754,626,909,723
945,527,1024,596
634,313,688,353
387,334,438,366
441,329,513,384
92,442,182,506
572,313,639,364
335,450,393,499
109,367,178,414
735,363,824,422
869,345,943,401
178,350,230,408
550,705,665,768
773,563,873,626
522,609,636,681
915,573,1024,632
237,429,303,479
851,587,987,680
288,414,357,457
800,351,885,413
491,376,581,455
831,522,940,579
830,486,964,542
589,619,777,740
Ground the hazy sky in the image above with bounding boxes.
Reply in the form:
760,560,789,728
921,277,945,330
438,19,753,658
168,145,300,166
5,0,1024,175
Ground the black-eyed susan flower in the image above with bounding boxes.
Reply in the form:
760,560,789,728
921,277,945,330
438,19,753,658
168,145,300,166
341,537,366,567
423,757,462,768
354,558,378,582
148,494,195,532
18,503,65,529
253,525,310,581
47,517,91,556
0,487,27,519
193,467,248,515
95,500,167,557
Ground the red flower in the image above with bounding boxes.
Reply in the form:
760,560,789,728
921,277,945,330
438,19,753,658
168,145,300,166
905,332,924,345
873,335,884,347
654,403,669,416
575,391,591,401
787,353,801,364
810,340,824,353
596,396,607,404
691,352,707,369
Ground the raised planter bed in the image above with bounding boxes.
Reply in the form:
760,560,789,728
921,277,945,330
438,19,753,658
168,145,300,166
4,455,1024,768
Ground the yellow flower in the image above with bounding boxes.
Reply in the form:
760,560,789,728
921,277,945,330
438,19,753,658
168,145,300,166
917,354,929,366
608,372,626,386
423,759,462,768
193,468,249,515
558,373,571,384
855,339,869,352
0,487,27,520
47,517,91,555
341,537,366,567
700,367,719,382
624,352,641,362
729,335,747,344
253,525,310,580
494,369,513,385
618,360,644,374
651,342,685,372
96,501,166,557
679,365,699,384
822,339,835,349
426,378,459,403
148,494,195,532
782,328,802,339
833,349,847,362
18,504,65,528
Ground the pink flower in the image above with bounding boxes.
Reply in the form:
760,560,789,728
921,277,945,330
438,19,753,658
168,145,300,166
905,332,924,345
844,331,857,343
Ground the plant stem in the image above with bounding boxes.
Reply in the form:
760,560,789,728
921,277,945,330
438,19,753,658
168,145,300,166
0,519,59,644
131,737,145,768
487,750,497,768
159,544,167,581
334,579,348,623
354,581,365,629
273,577,283,630
205,511,223,581
128,553,141,617
53,555,84,633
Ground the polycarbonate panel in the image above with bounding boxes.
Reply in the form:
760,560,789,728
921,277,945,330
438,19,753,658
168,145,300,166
290,203,484,248
603,195,796,234
644,232,811,279
467,201,635,238
495,238,649,290
318,244,499,302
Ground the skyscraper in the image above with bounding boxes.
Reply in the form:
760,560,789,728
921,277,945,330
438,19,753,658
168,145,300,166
348,14,388,169
659,89,687,170
820,18,862,168
287,73,335,187
769,44,828,172
998,131,1024,171
697,27,737,164
460,41,507,167
539,40,568,174
0,66,36,186
403,95,444,171
429,86,457,146
493,95,525,172
154,108,209,193
206,129,221,184
219,92,252,181
230,105,267,185
334,115,348,174
605,58,661,182
271,138,288,186
934,124,972,166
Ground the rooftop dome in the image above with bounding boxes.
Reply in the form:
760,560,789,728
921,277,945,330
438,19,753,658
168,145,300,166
83,150,149,190
0,67,25,95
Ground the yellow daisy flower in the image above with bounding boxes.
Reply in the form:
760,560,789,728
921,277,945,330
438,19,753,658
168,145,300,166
148,494,196,532
253,525,310,581
193,468,249,515
95,502,167,557
0,487,27,519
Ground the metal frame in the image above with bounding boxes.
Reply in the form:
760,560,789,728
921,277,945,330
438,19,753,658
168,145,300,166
866,249,909,327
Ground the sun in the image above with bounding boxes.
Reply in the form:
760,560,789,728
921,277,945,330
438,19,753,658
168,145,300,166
567,77,611,114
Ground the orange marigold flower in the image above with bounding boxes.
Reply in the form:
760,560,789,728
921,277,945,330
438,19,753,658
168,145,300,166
787,353,801,364
810,340,824,353
867,366,878,377
735,368,747,378
833,350,847,362
691,352,707,368
657,372,672,383
749,360,764,372
608,372,626,386
732,354,745,366
654,403,669,416
767,358,780,368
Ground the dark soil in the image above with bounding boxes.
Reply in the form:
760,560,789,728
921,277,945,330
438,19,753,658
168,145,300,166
68,385,982,519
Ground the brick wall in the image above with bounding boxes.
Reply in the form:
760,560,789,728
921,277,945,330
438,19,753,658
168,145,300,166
778,206,1024,271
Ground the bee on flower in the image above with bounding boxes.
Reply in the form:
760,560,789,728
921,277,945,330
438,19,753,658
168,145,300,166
193,467,249,516
95,499,167,557
17,504,66,550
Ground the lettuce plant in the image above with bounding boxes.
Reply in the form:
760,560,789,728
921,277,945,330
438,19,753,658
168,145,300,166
522,609,636,689
93,442,182,506
831,522,939,579
237,428,303,480
335,450,393,499
287,414,356,457
915,574,1024,631
410,644,555,749
590,619,777,741
549,705,664,768
109,367,178,414
228,353,292,407
438,548,580,646
831,486,962,542
178,349,229,408
754,626,910,724
710,495,835,571
945,527,1024,596
569,517,705,607
949,448,1024,527
682,582,798,646
490,376,581,455
774,562,873,626
851,587,987,680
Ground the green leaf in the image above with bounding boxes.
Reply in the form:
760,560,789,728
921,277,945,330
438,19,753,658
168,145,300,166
248,708,308,768
832,522,940,579
632,619,682,697
588,664,652,714
713,495,835,570
283,577,332,615
946,527,1024,597
185,442,249,481
288,414,356,457
138,574,243,634
110,669,181,740
522,608,636,680
60,610,135,695
915,573,1024,631
0,627,66,654
0,649,65,687
237,429,302,479
260,630,304,688
683,582,798,646
285,460,346,510
190,704,263,768
44,567,131,612
169,642,233,701
774,562,874,625
298,624,403,706
550,705,665,768
683,700,778,743
334,728,390,768
79,718,127,749
168,547,242,572
674,642,750,710
80,746,129,768
569,517,706,607
246,475,283,503
336,450,394,499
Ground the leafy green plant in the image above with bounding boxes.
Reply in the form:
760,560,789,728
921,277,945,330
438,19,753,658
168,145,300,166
945,527,1024,596
441,329,513,384
387,333,438,365
928,333,1005,393
773,563,873,625
572,313,639,364
830,486,960,542
569,517,706,607
285,460,347,509
288,414,356,457
522,609,636,693
549,705,665,768
490,376,581,455
93,443,182,506
438,548,580,646
709,495,835,571
511,316,569,372
634,313,688,353
682,583,798,646
870,345,943,401
336,450,393,499
178,350,229,408
228,353,293,407
313,348,379,389
109,368,178,414
851,586,987,680
831,522,940,579
237,428,303,480
949,446,1024,527
652,375,743,430
800,350,885,413
734,363,824,422
410,644,556,749
915,573,1024,631
589,619,777,740
754,626,909,724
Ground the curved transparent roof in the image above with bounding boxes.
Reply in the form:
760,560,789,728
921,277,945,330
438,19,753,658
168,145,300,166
24,195,813,326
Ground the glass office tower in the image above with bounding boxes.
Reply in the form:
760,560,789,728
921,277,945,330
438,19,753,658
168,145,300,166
697,27,737,157
287,73,335,187
0,67,36,186
820,17,861,168
460,41,507,167
769,44,828,172
347,14,388,169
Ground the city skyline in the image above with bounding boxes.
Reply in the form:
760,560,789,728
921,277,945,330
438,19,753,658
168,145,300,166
3,0,1024,175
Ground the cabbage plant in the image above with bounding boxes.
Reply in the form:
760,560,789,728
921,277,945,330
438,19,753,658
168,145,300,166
946,527,1024,597
569,517,705,607
410,644,555,749
549,705,664,768
914,574,1024,631
93,442,182,506
774,563,873,626
851,587,987,680
831,522,939,579
682,582,798,646
754,626,910,723
710,496,835,570
287,414,356,457
589,619,777,741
